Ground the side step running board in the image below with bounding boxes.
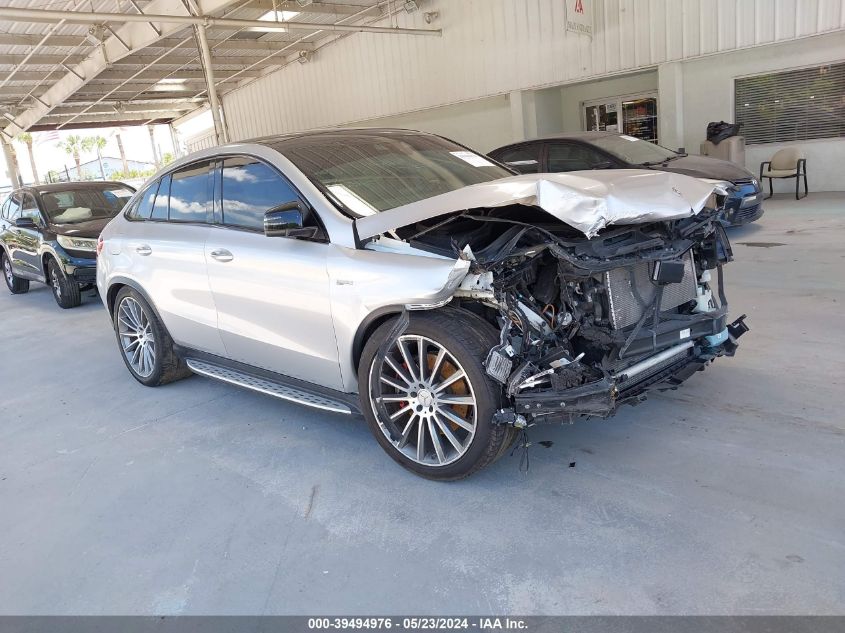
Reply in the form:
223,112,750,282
186,358,355,415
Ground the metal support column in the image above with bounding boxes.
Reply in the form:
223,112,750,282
168,123,182,158
193,21,228,145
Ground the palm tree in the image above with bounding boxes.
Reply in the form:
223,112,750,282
85,135,108,179
114,130,129,175
57,135,85,178
16,132,39,184
147,125,161,169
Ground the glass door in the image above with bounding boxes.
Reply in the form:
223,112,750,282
583,92,659,143
621,96,658,142
584,101,618,132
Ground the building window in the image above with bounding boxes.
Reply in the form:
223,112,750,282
735,63,845,145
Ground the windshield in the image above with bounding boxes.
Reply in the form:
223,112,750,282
39,185,135,224
589,135,678,165
274,132,513,217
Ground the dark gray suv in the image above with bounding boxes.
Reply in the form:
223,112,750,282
0,181,135,308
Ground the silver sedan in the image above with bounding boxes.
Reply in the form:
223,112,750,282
97,129,746,479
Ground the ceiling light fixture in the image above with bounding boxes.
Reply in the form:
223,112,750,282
259,9,300,21
404,1,419,12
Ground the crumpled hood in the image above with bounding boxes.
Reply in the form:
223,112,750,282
355,169,720,240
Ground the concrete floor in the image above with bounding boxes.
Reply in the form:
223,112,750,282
1,193,843,615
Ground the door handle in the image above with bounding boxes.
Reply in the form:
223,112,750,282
210,248,233,263
136,244,152,256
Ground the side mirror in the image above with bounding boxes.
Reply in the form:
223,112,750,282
264,202,318,239
591,160,615,170
15,217,37,229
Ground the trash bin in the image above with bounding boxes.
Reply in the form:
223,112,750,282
700,135,746,167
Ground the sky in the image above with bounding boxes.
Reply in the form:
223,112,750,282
1,124,177,188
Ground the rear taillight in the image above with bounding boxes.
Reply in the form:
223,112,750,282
96,236,104,256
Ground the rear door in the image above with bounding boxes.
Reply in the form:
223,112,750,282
127,162,226,356
204,155,343,389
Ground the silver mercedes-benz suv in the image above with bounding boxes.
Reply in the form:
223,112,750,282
97,129,747,480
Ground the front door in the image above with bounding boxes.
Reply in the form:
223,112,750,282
15,193,45,279
204,156,343,390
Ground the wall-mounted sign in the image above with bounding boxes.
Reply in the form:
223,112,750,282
565,0,593,37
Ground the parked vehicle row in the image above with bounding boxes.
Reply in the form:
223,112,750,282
0,182,135,308
90,129,747,479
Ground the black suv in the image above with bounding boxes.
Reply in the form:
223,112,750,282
0,181,135,308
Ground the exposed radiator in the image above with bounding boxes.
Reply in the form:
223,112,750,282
605,253,697,330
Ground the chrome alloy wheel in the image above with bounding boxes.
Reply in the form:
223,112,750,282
117,296,156,378
50,267,62,299
3,256,12,285
370,335,477,467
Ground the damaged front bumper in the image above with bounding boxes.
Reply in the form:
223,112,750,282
499,314,749,425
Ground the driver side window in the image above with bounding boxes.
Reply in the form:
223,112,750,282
220,157,304,232
6,194,22,221
21,194,42,225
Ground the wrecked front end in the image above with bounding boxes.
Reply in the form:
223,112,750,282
441,208,747,427
358,171,748,428
464,213,747,426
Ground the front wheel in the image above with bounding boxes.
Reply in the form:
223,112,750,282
47,258,81,308
358,310,514,481
2,251,29,294
112,287,192,387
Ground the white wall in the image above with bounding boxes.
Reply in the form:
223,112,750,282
678,31,845,192
222,0,845,141
348,95,512,153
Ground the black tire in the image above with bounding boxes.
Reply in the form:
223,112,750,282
47,257,81,309
1,250,30,294
112,286,192,387
358,308,512,481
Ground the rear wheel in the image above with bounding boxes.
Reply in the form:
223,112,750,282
112,287,192,387
47,258,81,309
359,310,512,481
2,251,29,294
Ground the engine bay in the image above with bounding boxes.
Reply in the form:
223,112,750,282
397,204,748,426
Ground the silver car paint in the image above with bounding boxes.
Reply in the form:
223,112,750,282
204,224,344,389
98,142,468,394
99,216,227,356
99,142,719,396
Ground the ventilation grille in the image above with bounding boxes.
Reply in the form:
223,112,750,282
605,253,697,330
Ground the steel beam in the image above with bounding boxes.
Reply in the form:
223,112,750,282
0,7,442,37
0,33,316,53
248,1,383,16
0,0,244,136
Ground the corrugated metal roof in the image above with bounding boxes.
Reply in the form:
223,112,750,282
0,0,390,132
